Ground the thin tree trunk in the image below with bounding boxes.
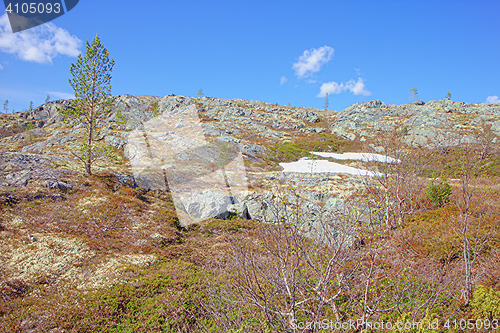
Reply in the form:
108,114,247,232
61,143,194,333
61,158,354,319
86,122,93,175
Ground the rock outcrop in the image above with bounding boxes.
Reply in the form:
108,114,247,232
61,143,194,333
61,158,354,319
15,95,327,153
0,152,76,187
331,99,500,147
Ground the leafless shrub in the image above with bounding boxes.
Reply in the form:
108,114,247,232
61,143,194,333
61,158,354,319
364,126,428,229
204,184,359,332
450,141,498,304
204,181,446,331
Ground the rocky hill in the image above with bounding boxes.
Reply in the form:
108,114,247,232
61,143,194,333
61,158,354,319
13,94,328,152
1,95,499,224
5,95,500,154
332,98,500,147
1,95,500,331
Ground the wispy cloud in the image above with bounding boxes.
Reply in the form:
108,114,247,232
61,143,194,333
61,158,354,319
317,78,371,97
47,91,74,100
293,45,334,78
486,95,500,104
279,76,287,85
0,14,81,64
0,63,3,70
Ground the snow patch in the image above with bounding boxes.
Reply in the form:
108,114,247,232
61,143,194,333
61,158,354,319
311,152,400,163
279,158,381,176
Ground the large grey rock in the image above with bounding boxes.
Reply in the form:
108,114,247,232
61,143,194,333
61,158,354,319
492,121,500,136
42,179,73,191
177,190,240,220
21,135,75,153
202,123,223,136
227,202,251,219
21,101,68,124
104,135,126,149
4,128,46,143
244,200,266,220
0,152,75,187
332,127,356,140
239,143,263,157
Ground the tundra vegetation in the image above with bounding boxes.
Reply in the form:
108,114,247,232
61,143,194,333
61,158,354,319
1,83,500,331
1,116,499,332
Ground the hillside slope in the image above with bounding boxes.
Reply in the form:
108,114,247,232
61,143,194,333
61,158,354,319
1,96,500,332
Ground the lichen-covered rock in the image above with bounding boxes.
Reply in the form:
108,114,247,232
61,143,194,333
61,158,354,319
177,189,241,221
16,94,330,146
41,179,73,191
331,99,500,147
0,152,75,187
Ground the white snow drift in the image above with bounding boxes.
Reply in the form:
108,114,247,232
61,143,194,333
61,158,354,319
279,158,381,176
278,152,398,176
311,152,400,164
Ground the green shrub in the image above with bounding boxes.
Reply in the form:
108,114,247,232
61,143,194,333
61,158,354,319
115,108,128,127
426,182,452,207
471,285,500,319
150,100,160,117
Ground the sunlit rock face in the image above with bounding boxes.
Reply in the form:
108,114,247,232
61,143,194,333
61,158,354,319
331,99,500,147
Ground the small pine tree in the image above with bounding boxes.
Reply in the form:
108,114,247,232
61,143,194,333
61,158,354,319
29,101,33,110
323,93,329,110
3,100,8,114
45,95,50,103
409,87,418,103
61,34,115,175
446,91,451,100
197,89,204,97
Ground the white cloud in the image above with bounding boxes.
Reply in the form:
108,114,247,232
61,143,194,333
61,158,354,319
317,81,345,96
47,91,74,100
317,78,371,97
347,78,371,96
293,45,334,78
0,14,81,64
279,76,287,85
0,63,3,70
486,95,500,104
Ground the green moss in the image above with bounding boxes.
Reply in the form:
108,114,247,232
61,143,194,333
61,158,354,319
82,260,209,332
471,285,500,320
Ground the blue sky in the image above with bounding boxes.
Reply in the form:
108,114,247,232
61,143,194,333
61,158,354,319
1,0,499,113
